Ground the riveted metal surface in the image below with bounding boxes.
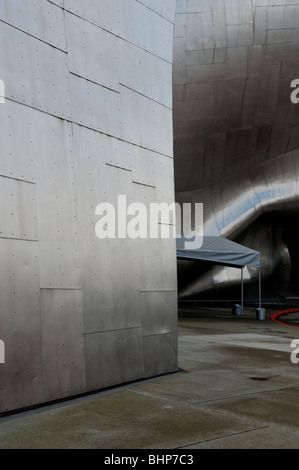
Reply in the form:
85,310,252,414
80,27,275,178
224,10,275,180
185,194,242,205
117,0,174,61
174,0,299,300
0,101,36,183
34,113,80,289
0,177,37,241
131,146,156,187
0,21,71,119
65,11,119,91
154,154,175,205
48,0,64,7
0,239,42,412
70,74,122,137
71,128,114,333
102,165,141,328
84,328,144,391
139,291,178,336
158,236,178,290
137,0,177,22
143,332,178,377
40,289,86,403
118,38,173,107
0,0,178,414
131,183,162,291
0,0,66,50
64,0,121,36
120,85,173,157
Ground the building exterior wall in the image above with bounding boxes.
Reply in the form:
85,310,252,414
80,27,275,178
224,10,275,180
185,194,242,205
173,0,299,300
0,0,178,414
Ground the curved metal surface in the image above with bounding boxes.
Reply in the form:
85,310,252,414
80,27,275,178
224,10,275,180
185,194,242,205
173,0,299,300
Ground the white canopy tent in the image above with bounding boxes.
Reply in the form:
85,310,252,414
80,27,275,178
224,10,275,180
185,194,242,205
176,236,262,313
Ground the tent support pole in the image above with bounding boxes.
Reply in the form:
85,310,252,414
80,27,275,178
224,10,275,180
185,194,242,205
259,267,261,309
241,267,244,315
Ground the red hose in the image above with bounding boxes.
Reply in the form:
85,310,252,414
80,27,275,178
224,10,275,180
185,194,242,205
270,308,299,329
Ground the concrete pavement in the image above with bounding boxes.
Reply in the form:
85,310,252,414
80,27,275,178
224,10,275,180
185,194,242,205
1,306,299,449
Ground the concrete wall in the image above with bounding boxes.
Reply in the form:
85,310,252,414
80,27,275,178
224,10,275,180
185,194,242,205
0,0,178,413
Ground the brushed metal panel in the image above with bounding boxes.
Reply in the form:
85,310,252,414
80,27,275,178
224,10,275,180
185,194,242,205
0,239,42,413
40,289,86,402
117,0,174,62
34,114,80,289
70,74,122,138
212,0,228,48
120,85,173,157
48,0,64,7
140,291,177,336
65,12,119,92
187,11,214,50
131,147,156,187
0,101,36,182
84,328,144,391
0,0,66,50
173,0,299,301
158,236,178,290
118,39,172,107
105,137,132,171
135,237,162,291
64,0,121,36
131,182,169,291
71,125,122,333
143,332,178,377
137,0,176,21
154,154,175,205
0,21,71,119
0,177,37,241
102,165,141,327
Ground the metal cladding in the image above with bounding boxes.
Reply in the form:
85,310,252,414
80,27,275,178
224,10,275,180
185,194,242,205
173,0,299,300
0,0,178,413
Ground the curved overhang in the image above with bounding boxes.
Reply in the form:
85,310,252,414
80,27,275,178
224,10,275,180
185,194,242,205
173,0,299,299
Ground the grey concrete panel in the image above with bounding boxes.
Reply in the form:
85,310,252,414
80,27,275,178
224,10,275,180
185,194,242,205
0,239,42,413
0,101,36,183
40,289,86,403
0,177,37,241
84,328,144,391
0,0,66,50
0,22,71,119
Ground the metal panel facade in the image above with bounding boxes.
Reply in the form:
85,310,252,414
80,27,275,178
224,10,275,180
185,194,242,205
0,0,178,413
174,0,299,300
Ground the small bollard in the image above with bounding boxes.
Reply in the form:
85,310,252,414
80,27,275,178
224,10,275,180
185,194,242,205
232,304,242,316
256,307,265,321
